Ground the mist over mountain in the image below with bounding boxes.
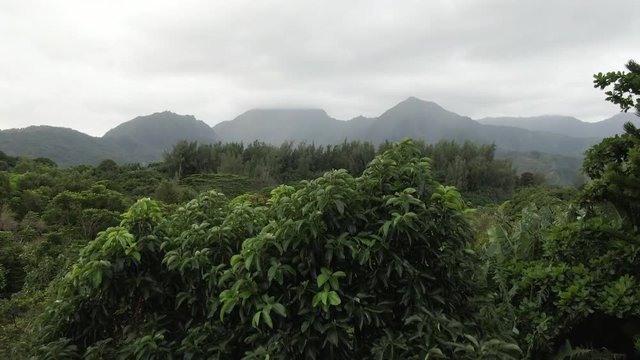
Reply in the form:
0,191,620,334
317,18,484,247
214,109,344,144
214,97,599,157
0,97,633,169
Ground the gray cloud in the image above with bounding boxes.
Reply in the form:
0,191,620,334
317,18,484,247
0,0,638,136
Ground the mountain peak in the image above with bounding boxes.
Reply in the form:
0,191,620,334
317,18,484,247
392,97,447,111
403,96,426,103
379,97,453,120
131,111,197,122
232,108,333,123
242,108,329,117
102,112,219,161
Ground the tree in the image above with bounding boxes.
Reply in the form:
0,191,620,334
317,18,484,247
594,59,640,116
33,140,520,359
95,159,119,179
164,140,200,178
0,206,17,232
582,122,640,228
153,180,193,204
0,172,10,203
0,231,25,297
479,63,640,358
584,62,640,229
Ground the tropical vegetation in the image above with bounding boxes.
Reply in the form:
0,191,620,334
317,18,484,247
0,61,638,358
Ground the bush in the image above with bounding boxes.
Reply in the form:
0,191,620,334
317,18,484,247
34,140,520,359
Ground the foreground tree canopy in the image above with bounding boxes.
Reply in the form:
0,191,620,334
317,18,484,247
34,140,521,359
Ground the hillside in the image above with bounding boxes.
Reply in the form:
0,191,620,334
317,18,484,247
0,98,634,167
0,126,116,166
214,97,598,157
102,111,220,163
214,109,345,144
478,112,639,138
0,112,220,166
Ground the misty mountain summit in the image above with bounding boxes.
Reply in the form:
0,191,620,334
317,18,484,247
214,108,338,144
103,111,219,148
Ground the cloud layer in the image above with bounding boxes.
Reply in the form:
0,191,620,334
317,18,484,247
0,0,638,136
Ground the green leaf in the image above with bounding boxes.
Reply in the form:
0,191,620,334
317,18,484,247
131,251,141,262
267,264,278,283
334,200,345,215
320,291,328,305
272,303,287,317
252,312,261,328
332,271,346,278
312,293,322,308
329,277,339,290
92,270,102,287
381,221,392,237
245,253,255,271
262,310,273,328
327,291,341,306
326,329,339,346
317,273,330,288
301,320,310,333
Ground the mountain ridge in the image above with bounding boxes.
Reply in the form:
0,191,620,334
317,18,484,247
477,112,639,138
0,97,637,167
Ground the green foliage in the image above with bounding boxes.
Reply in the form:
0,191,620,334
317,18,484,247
0,157,162,357
499,218,640,357
164,139,516,204
594,59,640,116
0,151,18,171
419,140,515,195
500,186,579,220
0,231,25,297
152,180,195,204
583,122,640,228
33,140,519,359
180,173,257,199
5,60,640,359
485,119,640,357
110,167,164,197
501,150,584,187
0,172,10,202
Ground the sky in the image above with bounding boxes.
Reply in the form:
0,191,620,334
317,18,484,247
0,0,638,137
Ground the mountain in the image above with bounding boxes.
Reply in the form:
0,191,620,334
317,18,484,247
0,126,115,166
356,97,479,143
103,111,220,162
214,97,598,157
214,109,344,144
0,112,220,166
477,112,639,138
1,98,635,168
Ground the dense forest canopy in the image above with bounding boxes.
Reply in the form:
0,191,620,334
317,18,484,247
0,61,639,358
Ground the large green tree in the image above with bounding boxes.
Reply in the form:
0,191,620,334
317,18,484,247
587,60,640,228
33,140,519,359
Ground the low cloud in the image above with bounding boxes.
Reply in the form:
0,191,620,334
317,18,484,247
0,0,637,136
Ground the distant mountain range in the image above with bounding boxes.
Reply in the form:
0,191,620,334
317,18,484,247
214,97,635,157
477,113,637,138
0,97,638,170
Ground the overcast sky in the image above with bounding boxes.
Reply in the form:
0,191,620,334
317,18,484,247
0,0,638,136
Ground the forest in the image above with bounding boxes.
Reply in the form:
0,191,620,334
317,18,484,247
0,61,638,359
